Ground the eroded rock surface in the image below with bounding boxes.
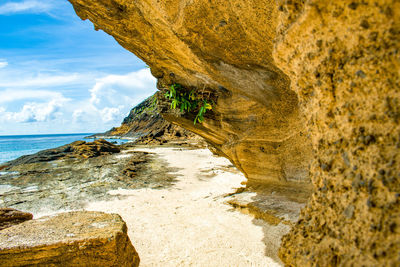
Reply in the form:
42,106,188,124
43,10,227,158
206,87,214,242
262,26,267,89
274,1,400,266
0,211,139,267
68,0,312,184
0,143,178,213
67,0,399,265
0,208,32,231
1,139,119,168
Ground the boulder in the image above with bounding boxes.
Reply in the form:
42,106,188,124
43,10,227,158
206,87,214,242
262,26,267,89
71,139,120,158
2,139,120,168
0,208,33,230
0,211,139,266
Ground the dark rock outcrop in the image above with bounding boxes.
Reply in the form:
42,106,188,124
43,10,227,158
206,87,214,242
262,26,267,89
1,139,120,168
0,208,33,231
0,148,177,213
93,93,204,146
0,211,139,266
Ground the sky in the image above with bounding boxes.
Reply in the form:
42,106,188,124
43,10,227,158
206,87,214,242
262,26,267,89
0,0,157,135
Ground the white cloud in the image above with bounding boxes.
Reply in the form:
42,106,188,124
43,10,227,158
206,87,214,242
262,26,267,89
72,109,83,122
90,69,156,107
100,107,123,123
5,99,66,123
0,1,53,15
0,61,8,68
0,89,66,104
0,91,69,123
84,68,157,123
0,73,82,88
0,68,157,133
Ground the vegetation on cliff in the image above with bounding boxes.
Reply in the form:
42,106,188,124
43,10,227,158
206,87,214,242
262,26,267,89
93,93,202,145
163,83,213,125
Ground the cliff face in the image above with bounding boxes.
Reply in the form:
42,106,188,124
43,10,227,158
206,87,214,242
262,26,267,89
68,0,312,184
274,1,400,265
93,94,199,145
68,0,399,265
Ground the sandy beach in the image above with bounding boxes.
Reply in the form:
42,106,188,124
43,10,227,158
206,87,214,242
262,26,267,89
2,144,289,266
84,147,286,266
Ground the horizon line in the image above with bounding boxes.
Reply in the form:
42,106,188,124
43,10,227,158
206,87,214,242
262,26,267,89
0,132,94,137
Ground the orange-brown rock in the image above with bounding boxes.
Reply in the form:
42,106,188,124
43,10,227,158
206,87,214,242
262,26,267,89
274,1,400,266
0,208,32,231
1,139,120,168
70,139,120,158
68,0,312,184
67,0,399,265
0,211,139,267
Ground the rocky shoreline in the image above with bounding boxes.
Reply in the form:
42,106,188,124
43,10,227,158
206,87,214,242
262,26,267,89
0,139,186,215
0,138,308,266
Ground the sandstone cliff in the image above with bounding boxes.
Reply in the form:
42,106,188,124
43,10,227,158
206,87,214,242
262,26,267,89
68,0,312,184
274,1,400,265
68,0,399,265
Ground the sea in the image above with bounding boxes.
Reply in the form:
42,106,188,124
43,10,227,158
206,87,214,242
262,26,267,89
0,133,130,164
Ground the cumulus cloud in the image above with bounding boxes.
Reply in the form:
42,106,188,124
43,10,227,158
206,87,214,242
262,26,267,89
0,88,69,123
0,89,66,104
1,98,68,123
0,1,53,15
0,68,157,133
100,107,123,123
89,69,156,107
0,73,82,89
83,68,157,123
0,60,8,68
72,109,83,123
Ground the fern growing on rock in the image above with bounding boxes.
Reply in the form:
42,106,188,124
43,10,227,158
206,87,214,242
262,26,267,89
164,84,212,125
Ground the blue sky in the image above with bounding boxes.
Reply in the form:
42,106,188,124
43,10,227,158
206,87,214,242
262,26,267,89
0,0,157,135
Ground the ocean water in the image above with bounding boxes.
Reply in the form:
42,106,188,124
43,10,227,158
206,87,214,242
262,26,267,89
0,134,129,164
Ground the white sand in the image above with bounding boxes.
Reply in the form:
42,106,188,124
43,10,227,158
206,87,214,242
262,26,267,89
86,147,283,267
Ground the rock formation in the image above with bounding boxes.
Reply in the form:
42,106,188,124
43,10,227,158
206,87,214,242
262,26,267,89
0,208,32,231
92,93,203,145
0,139,120,168
0,211,139,266
274,1,400,265
68,0,312,184
0,146,177,213
67,0,399,265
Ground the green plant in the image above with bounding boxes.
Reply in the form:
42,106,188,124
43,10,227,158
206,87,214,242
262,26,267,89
164,84,212,125
132,94,158,116
150,94,158,111
194,100,212,124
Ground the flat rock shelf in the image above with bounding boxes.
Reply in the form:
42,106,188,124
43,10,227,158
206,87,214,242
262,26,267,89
0,211,139,267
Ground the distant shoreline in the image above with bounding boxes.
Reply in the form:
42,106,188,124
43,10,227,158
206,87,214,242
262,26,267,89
0,134,132,165
0,133,94,138
85,135,137,141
